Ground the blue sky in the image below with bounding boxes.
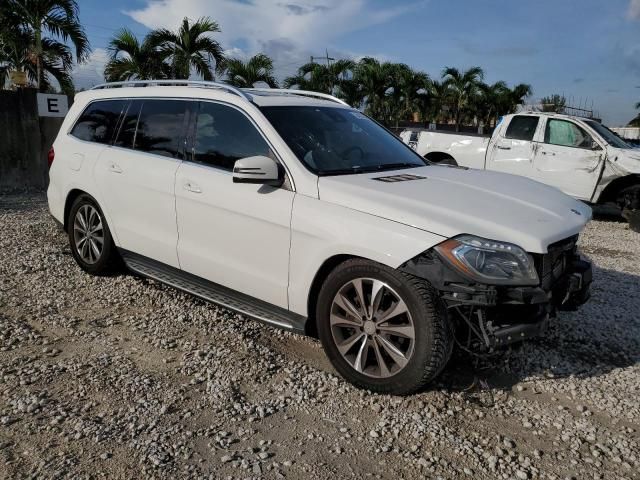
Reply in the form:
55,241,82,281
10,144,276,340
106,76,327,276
74,0,640,126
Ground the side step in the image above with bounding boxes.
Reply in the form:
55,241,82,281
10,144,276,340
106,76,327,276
119,250,307,334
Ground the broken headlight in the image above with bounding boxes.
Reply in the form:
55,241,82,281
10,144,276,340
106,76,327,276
434,235,539,286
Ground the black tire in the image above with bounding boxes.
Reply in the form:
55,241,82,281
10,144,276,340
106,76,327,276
316,259,453,395
67,194,120,275
626,209,640,233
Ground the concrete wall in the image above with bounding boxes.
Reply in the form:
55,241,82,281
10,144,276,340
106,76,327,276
0,89,70,191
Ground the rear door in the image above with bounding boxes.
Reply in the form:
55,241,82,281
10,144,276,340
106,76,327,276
94,98,189,267
487,115,540,177
532,117,604,200
174,101,294,308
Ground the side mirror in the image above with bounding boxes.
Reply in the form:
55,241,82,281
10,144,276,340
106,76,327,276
233,155,283,187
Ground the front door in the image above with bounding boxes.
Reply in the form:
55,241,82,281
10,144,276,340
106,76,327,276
95,99,189,267
175,101,294,308
487,115,540,177
533,118,604,201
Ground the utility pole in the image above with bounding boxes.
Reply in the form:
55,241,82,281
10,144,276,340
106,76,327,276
310,49,335,67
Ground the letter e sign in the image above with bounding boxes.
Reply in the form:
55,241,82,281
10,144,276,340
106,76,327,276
37,93,68,118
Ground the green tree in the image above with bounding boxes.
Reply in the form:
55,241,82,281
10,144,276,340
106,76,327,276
353,57,397,123
4,0,89,90
104,29,169,81
441,66,484,131
148,17,225,80
540,94,566,113
284,59,354,94
224,53,278,88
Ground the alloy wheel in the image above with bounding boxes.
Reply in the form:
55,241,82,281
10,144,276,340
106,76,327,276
329,278,415,378
73,204,104,265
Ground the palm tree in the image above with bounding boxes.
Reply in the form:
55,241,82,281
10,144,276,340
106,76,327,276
508,83,532,112
5,0,89,90
442,66,484,131
354,57,397,123
104,29,168,81
284,59,354,94
148,17,225,80
395,66,430,124
224,53,278,88
0,22,73,93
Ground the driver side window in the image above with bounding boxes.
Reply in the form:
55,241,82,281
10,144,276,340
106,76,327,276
193,102,272,170
544,119,593,149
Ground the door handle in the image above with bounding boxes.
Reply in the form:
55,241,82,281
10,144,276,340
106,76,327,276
541,151,556,156
184,181,202,193
109,162,123,173
496,145,511,150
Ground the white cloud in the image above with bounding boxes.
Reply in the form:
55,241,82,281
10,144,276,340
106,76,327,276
124,0,420,78
628,0,640,20
72,48,110,89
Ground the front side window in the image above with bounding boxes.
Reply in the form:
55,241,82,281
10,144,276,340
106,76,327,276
193,102,272,170
134,100,188,158
70,100,125,144
504,115,539,141
259,106,425,175
544,119,593,149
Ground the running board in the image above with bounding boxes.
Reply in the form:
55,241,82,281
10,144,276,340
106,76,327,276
119,250,307,334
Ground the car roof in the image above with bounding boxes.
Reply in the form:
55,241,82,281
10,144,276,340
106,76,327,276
78,81,349,110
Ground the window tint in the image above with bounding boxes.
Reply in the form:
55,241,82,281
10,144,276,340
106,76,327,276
504,116,539,141
71,100,125,144
114,100,141,149
545,119,592,148
193,102,271,170
134,100,188,158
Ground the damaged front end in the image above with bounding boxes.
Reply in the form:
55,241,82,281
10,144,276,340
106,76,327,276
399,235,592,354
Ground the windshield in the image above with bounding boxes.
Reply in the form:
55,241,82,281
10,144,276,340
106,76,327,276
585,120,632,149
259,106,426,175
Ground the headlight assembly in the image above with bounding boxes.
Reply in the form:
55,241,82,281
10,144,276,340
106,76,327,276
435,235,539,286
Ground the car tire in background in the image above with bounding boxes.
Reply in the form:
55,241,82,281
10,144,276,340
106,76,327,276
67,194,120,275
316,259,453,395
618,185,640,233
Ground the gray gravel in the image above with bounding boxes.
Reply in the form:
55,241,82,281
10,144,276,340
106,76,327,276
0,193,638,479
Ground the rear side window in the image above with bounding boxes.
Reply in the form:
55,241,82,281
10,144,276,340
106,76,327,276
504,116,539,141
114,100,141,149
70,100,125,144
134,100,188,158
192,102,271,170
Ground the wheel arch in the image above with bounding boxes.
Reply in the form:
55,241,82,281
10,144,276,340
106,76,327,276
424,151,457,165
598,174,640,206
305,254,362,337
63,188,89,230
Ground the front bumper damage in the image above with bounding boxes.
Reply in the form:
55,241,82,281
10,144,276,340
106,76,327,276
399,236,592,352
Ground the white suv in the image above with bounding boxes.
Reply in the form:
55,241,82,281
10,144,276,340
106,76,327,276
47,80,593,394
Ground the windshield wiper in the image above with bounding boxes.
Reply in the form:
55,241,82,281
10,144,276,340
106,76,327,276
318,162,421,176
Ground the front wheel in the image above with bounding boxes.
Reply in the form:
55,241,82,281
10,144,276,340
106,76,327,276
316,259,453,395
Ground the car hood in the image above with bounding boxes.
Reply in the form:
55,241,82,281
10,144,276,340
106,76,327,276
318,165,592,253
611,148,640,173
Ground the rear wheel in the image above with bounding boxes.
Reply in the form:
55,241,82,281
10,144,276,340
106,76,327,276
67,194,119,275
316,259,453,395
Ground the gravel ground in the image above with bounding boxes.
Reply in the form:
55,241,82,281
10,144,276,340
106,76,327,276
0,192,638,480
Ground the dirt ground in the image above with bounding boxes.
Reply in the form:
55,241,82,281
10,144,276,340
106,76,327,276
0,193,638,479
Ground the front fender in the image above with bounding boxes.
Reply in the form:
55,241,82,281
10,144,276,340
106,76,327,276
287,194,445,316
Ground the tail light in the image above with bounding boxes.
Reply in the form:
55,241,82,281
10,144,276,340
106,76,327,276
47,146,55,169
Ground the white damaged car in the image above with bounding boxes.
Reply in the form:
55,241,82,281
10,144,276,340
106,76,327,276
401,113,640,231
47,81,593,394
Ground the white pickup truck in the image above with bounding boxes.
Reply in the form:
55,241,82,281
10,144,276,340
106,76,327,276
400,113,640,230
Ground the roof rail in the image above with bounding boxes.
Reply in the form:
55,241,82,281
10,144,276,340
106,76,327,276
91,80,249,100
244,88,349,106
